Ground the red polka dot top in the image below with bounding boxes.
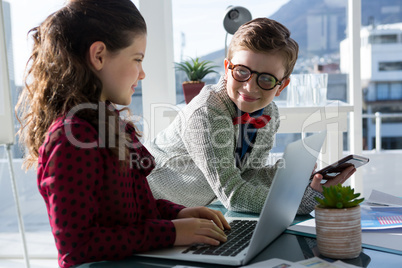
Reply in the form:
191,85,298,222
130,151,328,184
37,115,185,268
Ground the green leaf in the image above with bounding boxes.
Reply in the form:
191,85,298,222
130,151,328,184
175,57,218,81
317,184,364,209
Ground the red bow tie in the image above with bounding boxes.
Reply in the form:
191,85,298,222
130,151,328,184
232,113,271,129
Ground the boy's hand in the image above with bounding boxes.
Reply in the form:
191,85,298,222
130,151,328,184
176,206,231,231
310,165,356,193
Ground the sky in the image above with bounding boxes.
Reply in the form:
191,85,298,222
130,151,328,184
171,0,289,62
4,0,289,85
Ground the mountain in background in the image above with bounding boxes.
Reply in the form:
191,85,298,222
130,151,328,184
201,0,402,64
181,0,402,97
270,0,402,57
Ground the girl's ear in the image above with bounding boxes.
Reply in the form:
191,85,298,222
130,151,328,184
88,41,107,71
275,77,290,97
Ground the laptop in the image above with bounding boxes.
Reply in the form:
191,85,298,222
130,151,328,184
136,131,327,266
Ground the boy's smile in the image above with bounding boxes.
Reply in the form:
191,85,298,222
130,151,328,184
239,93,259,102
224,50,290,113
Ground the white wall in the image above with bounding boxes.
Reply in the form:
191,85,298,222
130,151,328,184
139,0,176,142
361,45,372,80
370,44,402,81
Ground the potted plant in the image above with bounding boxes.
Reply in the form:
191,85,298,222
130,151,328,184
314,184,365,259
175,57,218,104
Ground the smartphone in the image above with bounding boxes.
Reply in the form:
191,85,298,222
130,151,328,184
311,154,369,179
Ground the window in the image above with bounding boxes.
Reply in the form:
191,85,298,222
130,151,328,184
369,34,398,44
390,82,402,100
379,61,402,71
375,82,402,101
373,137,402,150
376,83,389,100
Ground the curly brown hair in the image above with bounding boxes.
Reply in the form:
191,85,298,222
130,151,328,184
227,17,299,79
16,0,146,169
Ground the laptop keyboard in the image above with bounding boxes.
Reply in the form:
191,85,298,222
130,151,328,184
182,220,257,257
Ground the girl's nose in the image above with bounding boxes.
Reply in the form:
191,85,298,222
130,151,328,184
139,68,146,80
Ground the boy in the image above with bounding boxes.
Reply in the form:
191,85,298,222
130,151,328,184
146,18,355,214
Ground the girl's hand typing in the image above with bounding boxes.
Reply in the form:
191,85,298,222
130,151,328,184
172,218,227,246
173,207,231,246
176,207,231,230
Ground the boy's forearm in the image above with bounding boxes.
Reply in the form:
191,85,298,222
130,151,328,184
297,186,324,215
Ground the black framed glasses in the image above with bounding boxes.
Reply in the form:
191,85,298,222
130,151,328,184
228,62,283,90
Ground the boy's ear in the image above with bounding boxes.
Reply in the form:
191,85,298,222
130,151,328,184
88,41,107,71
275,77,290,97
224,58,230,80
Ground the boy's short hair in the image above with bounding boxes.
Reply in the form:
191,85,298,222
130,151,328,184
227,17,299,79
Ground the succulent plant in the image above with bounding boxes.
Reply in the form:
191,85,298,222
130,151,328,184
175,57,218,82
315,184,364,209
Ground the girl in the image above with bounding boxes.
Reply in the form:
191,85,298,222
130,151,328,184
17,1,229,267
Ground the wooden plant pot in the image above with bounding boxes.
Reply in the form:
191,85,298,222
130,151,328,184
182,81,204,104
315,205,362,259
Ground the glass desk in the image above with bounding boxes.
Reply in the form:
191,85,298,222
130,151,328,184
75,231,401,267
76,202,402,267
